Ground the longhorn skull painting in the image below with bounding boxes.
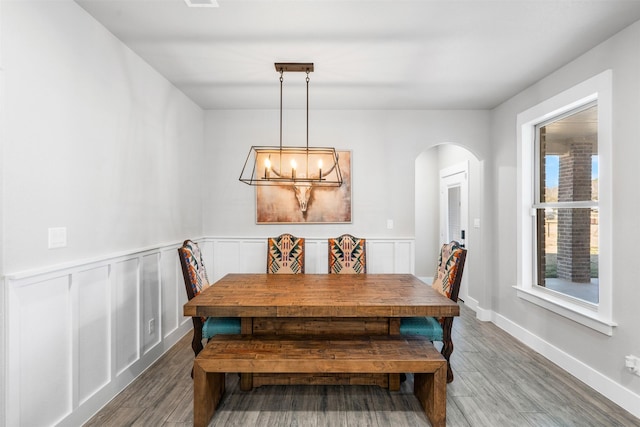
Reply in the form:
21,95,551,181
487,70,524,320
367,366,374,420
256,151,351,223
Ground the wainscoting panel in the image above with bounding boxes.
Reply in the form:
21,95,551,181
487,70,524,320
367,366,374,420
366,240,415,274
305,239,329,273
160,248,186,339
142,253,161,355
5,242,192,427
208,239,266,282
8,275,73,427
114,258,140,375
3,236,414,426
392,240,415,273
76,266,111,406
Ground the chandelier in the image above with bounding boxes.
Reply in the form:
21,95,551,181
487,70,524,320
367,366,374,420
239,63,343,187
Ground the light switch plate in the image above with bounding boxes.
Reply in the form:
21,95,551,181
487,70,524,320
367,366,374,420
48,227,67,249
386,219,394,229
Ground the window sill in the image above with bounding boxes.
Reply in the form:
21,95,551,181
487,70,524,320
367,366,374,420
513,286,616,336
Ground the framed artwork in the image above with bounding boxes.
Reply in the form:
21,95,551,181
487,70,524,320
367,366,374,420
256,151,351,223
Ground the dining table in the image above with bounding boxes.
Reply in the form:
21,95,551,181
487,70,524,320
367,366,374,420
183,273,459,390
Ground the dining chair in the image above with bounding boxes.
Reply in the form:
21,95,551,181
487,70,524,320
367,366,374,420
328,234,367,274
178,240,241,364
399,240,467,383
267,233,305,274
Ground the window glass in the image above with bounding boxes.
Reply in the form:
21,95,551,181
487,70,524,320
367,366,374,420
538,105,598,203
536,208,599,303
534,104,598,303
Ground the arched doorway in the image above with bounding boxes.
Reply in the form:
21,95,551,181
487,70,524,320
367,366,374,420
415,143,481,304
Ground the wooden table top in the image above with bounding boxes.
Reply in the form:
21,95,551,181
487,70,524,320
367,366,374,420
183,273,460,318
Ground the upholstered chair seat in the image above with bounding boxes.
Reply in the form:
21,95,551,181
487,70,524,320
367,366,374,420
398,316,443,341
202,317,242,337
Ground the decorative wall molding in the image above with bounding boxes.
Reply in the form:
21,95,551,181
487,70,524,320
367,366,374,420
200,237,415,282
4,241,191,427
3,236,415,426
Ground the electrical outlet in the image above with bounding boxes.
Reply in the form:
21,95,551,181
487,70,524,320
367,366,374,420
625,355,640,376
148,318,155,335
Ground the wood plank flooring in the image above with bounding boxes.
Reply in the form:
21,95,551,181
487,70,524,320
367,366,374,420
85,304,640,426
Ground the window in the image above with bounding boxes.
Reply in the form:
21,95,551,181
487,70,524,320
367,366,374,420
535,103,598,303
516,70,615,335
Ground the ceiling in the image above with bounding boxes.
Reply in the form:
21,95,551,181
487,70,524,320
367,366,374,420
74,0,640,110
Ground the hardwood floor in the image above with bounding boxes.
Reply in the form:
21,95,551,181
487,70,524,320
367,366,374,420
85,304,640,426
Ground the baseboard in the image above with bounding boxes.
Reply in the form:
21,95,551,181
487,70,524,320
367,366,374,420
492,311,640,420
460,296,492,322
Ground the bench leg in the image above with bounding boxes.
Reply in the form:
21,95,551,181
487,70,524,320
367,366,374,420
414,366,447,427
193,362,225,427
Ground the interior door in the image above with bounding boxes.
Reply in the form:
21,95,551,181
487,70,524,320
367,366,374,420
440,162,469,302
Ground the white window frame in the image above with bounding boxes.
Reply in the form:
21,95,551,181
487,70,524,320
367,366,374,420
516,70,616,335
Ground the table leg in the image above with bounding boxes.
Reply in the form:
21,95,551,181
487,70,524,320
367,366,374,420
389,373,401,390
241,317,253,334
240,317,253,390
389,318,401,334
240,373,253,391
388,318,401,389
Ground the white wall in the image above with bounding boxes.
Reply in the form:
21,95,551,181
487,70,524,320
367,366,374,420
203,109,491,278
2,1,204,275
0,0,6,423
414,148,440,276
491,19,640,407
1,2,204,425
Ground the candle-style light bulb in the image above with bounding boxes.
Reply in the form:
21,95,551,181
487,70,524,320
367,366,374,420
264,158,271,179
318,159,323,180
291,159,297,179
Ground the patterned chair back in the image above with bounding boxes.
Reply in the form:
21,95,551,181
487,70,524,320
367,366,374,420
178,240,210,300
178,239,241,363
267,234,305,274
431,241,467,302
328,234,367,274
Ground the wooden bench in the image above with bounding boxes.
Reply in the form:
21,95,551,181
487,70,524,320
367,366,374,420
193,334,447,427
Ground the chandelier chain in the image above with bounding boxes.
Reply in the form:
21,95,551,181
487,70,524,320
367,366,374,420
306,69,310,152
279,69,284,154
